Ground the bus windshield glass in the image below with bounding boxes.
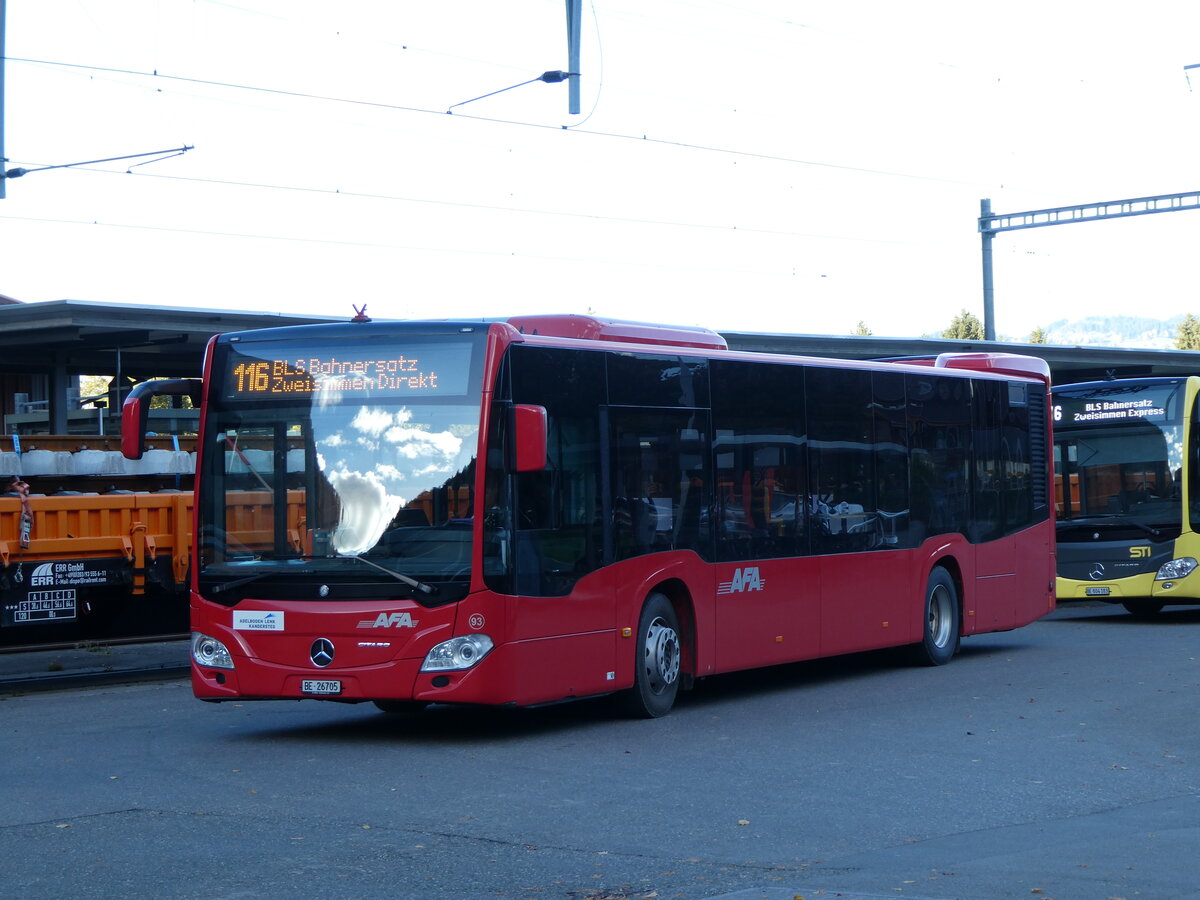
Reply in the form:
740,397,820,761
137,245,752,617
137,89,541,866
198,333,485,603
1053,380,1185,535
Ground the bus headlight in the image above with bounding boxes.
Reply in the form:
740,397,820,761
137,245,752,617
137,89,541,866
192,632,235,670
1156,558,1198,581
420,634,494,672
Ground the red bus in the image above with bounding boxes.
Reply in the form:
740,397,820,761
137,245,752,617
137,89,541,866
123,315,1055,717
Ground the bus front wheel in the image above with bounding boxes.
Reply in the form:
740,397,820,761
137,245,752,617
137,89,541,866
373,700,428,715
621,592,682,718
1121,599,1164,618
912,567,960,666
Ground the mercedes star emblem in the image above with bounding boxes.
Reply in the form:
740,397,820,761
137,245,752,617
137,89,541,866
310,638,335,667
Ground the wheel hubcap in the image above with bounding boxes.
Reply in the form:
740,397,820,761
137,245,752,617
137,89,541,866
643,616,680,694
928,584,952,648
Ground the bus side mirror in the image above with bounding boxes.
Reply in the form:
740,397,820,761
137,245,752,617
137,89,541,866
513,404,548,472
121,378,202,460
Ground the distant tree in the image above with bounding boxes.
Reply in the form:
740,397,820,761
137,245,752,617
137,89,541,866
942,309,985,340
1027,326,1047,344
78,373,193,410
852,321,872,336
78,374,109,406
1175,314,1200,350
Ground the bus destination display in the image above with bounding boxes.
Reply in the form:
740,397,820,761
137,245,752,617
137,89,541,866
1055,387,1175,426
222,341,473,399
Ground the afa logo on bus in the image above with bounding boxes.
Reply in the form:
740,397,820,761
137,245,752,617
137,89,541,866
358,612,417,629
718,567,766,594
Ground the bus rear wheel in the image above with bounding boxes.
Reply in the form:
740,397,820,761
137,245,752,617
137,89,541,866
911,567,960,666
621,592,682,718
1121,600,1164,618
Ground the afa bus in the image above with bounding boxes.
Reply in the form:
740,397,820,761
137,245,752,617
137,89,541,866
1053,376,1200,616
123,314,1055,717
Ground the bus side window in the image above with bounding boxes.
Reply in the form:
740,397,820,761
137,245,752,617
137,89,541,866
808,367,879,554
711,359,807,561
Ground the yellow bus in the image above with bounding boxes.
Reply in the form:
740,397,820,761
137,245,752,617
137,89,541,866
1053,376,1200,616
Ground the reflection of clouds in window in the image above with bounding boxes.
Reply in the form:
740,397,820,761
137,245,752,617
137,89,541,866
313,403,472,554
352,406,397,437
315,372,370,410
387,425,462,460
327,466,404,555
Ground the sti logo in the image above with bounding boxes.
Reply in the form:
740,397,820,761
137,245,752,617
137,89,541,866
1129,546,1151,558
358,612,417,629
718,567,765,594
30,563,57,587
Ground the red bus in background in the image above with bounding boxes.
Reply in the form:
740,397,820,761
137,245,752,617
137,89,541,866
123,314,1055,717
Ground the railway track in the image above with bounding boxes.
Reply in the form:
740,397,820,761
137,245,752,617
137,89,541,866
0,632,188,655
0,633,189,692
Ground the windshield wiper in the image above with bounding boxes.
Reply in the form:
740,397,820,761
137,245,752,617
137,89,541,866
341,554,438,595
1057,514,1161,537
208,556,439,596
210,572,273,594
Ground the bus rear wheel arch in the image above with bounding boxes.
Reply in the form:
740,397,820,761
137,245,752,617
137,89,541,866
911,565,961,666
620,591,683,718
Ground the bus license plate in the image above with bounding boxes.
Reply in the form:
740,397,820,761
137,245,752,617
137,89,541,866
1085,586,1111,596
302,679,342,695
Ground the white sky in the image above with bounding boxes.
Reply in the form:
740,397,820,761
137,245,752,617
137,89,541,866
3,0,1200,341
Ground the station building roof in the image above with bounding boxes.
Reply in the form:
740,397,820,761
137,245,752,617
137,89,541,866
0,299,342,433
3,299,1199,433
0,299,341,379
3,299,1194,384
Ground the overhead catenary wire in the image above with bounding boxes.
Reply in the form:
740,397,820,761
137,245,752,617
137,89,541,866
0,209,904,283
2,145,193,180
0,162,965,248
4,56,978,185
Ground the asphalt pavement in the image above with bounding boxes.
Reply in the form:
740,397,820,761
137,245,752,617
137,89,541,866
0,637,189,690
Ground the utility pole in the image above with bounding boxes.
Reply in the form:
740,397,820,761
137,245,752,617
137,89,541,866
978,190,1200,342
979,199,995,340
1,0,8,200
565,0,581,115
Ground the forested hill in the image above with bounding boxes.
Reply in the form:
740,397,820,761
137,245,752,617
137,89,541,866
1035,316,1182,348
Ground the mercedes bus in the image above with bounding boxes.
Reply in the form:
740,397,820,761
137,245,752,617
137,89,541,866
123,314,1055,716
1054,376,1200,616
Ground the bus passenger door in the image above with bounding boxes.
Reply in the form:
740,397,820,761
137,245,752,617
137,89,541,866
608,406,716,668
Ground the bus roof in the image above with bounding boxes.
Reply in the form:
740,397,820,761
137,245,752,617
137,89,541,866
506,314,728,351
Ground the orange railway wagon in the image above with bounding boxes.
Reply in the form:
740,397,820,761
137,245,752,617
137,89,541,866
0,488,193,644
0,482,308,644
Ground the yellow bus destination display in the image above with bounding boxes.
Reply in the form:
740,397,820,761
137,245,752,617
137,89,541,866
220,341,474,399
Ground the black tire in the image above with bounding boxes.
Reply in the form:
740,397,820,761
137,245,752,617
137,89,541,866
620,592,682,718
1121,599,1165,618
911,567,960,666
373,700,428,715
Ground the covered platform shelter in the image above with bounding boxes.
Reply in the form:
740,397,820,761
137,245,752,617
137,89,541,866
721,331,1200,386
1,299,1199,436
0,299,340,435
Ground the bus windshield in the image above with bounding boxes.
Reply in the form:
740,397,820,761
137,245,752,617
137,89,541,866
198,334,484,603
1053,381,1185,536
